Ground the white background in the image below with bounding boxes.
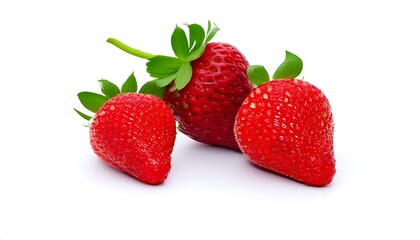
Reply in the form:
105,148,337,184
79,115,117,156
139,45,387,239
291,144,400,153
1,0,419,239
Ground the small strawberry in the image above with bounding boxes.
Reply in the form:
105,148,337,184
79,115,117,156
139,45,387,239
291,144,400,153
75,73,176,185
107,22,253,150
234,51,335,186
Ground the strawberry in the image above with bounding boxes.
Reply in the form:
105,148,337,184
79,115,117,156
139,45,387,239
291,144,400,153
162,42,252,150
107,22,253,150
234,51,335,186
75,73,176,185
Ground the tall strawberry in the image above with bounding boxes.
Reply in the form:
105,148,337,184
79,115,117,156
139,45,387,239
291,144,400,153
75,73,176,185
234,51,335,186
107,22,253,150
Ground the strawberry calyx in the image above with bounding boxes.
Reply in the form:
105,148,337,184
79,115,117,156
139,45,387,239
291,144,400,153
107,21,220,97
247,51,303,86
74,72,140,124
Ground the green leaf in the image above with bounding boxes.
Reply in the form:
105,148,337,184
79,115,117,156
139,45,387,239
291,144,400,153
171,25,189,60
138,22,218,92
121,72,138,93
155,74,176,88
77,92,108,113
272,51,303,80
247,65,270,86
186,45,206,62
205,22,220,43
146,56,182,78
174,63,192,90
207,20,211,35
98,79,120,98
74,108,92,121
187,23,205,53
139,80,166,99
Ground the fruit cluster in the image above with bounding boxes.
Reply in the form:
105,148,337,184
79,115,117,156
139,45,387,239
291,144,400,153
75,22,335,186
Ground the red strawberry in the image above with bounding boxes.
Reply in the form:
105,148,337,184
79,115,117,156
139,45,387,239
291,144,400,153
235,51,335,186
163,42,252,150
107,22,253,150
75,74,176,185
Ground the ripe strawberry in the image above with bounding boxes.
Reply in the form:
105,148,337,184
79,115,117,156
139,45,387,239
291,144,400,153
235,51,335,186
162,42,252,150
75,73,176,185
107,22,253,150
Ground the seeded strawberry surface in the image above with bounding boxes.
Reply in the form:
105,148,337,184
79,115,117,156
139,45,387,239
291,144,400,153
90,93,176,184
235,79,335,186
164,42,253,150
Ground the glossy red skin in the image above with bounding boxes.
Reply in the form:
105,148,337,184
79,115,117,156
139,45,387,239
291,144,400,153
234,79,335,186
163,42,253,151
90,93,176,185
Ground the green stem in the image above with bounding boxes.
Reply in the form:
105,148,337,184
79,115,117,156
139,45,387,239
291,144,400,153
107,38,155,60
